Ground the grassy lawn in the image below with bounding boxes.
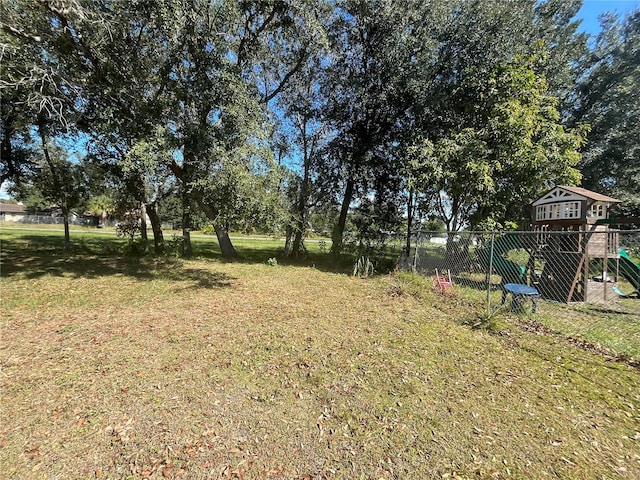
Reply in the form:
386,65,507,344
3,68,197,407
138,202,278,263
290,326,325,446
1,228,640,479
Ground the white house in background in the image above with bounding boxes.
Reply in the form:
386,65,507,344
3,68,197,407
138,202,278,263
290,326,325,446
0,203,27,222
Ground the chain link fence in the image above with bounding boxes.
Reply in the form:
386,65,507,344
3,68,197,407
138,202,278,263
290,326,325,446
408,230,640,305
0,214,115,227
403,229,640,358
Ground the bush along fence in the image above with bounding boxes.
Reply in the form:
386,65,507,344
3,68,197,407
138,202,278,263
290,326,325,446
405,230,640,315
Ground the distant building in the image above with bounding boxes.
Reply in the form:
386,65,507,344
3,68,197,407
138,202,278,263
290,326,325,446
0,203,27,222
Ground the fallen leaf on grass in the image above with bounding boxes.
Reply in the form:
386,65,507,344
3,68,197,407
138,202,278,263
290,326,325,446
265,465,284,477
25,444,41,457
162,465,175,478
231,468,245,479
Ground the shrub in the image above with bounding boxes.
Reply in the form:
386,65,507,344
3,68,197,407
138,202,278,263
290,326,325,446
353,256,374,278
165,235,184,258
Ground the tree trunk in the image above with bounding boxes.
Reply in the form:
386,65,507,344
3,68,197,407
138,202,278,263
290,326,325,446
291,177,309,259
291,131,312,259
331,178,355,256
37,116,70,251
213,224,237,258
292,225,305,259
199,200,237,258
0,113,15,188
147,202,165,254
291,192,307,258
61,202,71,252
169,158,238,258
284,223,293,256
406,188,414,257
140,202,149,252
291,209,305,259
182,191,192,258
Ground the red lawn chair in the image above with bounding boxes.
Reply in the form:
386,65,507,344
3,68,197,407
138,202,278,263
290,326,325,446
434,268,453,292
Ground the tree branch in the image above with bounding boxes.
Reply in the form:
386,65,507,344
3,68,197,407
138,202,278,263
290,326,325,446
1,24,42,43
263,45,308,103
237,5,278,68
39,0,100,68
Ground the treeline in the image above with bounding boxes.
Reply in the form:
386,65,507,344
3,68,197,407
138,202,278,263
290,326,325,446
1,0,638,257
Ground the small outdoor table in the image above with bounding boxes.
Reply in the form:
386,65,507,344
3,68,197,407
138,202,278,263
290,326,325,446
502,283,540,313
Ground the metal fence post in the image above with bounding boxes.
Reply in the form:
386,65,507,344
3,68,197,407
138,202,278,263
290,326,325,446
487,230,496,316
412,232,419,273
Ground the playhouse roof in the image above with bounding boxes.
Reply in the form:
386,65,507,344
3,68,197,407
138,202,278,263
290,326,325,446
532,186,622,206
559,186,621,203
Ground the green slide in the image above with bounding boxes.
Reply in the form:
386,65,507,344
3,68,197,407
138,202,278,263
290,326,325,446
617,248,640,295
476,235,526,284
492,256,526,284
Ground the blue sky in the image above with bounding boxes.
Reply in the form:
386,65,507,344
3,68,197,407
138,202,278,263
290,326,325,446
576,0,639,34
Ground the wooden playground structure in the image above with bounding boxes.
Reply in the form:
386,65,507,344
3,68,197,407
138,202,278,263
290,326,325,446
530,186,639,303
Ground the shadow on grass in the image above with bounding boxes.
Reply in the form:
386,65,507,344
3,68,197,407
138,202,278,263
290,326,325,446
0,230,398,278
2,255,234,288
0,234,235,288
572,303,640,318
451,276,492,291
178,236,390,276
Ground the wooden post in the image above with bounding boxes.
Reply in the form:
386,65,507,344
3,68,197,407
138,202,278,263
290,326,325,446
583,241,590,302
603,229,608,302
567,254,589,303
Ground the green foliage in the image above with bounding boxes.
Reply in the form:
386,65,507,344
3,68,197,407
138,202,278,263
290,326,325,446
574,9,640,217
115,213,146,255
407,54,586,231
475,218,519,232
12,142,87,213
86,194,115,223
421,217,446,233
18,189,47,213
165,235,184,258
465,305,506,333
5,0,636,262
266,257,278,267
348,195,402,254
115,214,140,240
201,224,215,235
353,255,374,278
